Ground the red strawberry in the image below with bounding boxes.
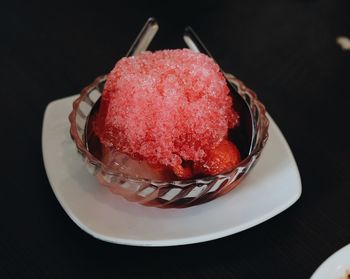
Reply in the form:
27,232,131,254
149,140,240,179
195,139,241,176
172,160,194,180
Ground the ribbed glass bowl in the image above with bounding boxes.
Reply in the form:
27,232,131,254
69,73,269,208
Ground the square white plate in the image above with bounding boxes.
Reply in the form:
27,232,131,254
42,95,301,246
311,244,350,279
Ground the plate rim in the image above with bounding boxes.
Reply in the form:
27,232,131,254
311,243,350,279
42,95,302,247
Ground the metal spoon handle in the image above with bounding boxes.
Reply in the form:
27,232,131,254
184,26,235,86
126,17,159,57
183,26,255,157
183,26,213,58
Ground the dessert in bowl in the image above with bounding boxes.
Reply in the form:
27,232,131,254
69,49,269,208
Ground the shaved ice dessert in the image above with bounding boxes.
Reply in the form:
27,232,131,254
92,49,241,180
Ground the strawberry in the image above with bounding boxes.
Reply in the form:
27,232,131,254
172,160,194,180
150,140,240,179
195,139,241,176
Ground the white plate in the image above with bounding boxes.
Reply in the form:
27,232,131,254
42,95,302,246
311,244,350,279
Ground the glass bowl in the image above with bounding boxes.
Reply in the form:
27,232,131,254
68,73,269,208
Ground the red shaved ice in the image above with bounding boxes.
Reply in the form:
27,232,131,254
94,49,240,178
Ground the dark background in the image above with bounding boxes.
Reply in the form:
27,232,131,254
1,0,350,278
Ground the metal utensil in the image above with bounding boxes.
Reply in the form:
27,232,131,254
126,17,159,56
86,18,159,154
183,26,256,158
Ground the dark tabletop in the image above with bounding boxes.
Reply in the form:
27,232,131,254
1,0,350,278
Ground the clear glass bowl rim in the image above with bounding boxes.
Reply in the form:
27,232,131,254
69,73,269,186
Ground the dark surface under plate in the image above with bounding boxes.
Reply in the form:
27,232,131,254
1,0,350,278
